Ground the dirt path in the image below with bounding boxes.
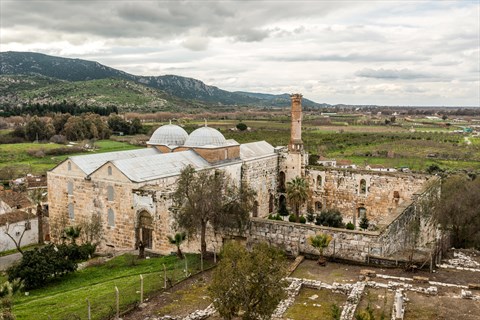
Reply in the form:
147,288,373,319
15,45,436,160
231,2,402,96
123,269,214,320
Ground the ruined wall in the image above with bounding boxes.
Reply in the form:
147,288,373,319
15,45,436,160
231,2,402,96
242,155,278,217
307,168,432,227
247,179,440,263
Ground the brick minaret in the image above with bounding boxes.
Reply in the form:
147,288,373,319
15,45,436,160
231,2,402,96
289,93,303,152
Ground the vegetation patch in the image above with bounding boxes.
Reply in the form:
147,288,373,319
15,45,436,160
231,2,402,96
11,253,211,320
283,287,345,320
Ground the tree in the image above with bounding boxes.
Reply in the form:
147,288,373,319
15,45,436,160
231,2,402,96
286,177,309,223
434,175,480,249
209,242,287,320
24,116,55,141
173,165,255,256
2,211,34,255
28,189,46,245
167,232,187,259
236,122,247,131
315,209,344,228
309,233,332,265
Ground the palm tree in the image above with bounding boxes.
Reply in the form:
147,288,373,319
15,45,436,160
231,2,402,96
286,177,309,223
167,232,187,259
309,233,332,266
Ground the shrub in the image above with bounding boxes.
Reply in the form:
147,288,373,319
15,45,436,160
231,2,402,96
288,214,296,223
315,209,344,228
299,216,306,224
268,214,283,221
236,122,248,131
7,243,96,289
359,216,369,230
346,222,355,230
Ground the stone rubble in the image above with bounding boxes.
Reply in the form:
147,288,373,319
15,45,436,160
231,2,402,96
339,282,366,320
271,278,302,319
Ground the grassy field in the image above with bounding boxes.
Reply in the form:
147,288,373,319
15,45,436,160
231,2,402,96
12,253,211,320
0,140,142,176
1,120,478,176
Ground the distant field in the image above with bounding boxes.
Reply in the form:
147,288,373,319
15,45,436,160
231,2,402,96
0,120,477,176
0,140,141,176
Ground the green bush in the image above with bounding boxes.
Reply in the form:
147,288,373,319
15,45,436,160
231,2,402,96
236,123,248,131
299,216,306,224
359,217,369,230
315,209,344,228
268,214,283,221
7,243,96,289
346,222,355,230
288,214,296,222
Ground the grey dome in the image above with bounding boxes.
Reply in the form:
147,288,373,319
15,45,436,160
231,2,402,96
184,126,226,147
148,124,188,146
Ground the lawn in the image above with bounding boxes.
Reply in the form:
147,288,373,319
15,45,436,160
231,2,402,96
0,140,142,176
12,253,212,320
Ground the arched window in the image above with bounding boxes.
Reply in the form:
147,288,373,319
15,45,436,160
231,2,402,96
67,181,73,195
317,175,322,188
107,186,114,201
269,194,274,213
279,171,286,192
68,203,74,219
67,162,72,171
315,201,322,211
108,166,112,176
108,208,115,226
358,207,366,218
359,179,367,194
252,201,259,218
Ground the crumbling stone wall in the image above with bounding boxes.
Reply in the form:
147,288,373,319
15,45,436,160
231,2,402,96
307,168,432,228
247,179,440,262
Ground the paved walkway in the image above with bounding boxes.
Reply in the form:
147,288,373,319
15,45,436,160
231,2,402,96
0,252,22,271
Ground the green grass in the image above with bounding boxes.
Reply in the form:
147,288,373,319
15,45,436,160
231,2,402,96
283,287,345,319
12,253,212,320
0,140,141,176
0,244,42,257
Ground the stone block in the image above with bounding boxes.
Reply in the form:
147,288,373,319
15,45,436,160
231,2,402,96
468,283,480,290
360,269,376,277
413,276,429,283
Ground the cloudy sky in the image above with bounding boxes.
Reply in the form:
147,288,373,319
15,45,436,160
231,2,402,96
1,0,479,106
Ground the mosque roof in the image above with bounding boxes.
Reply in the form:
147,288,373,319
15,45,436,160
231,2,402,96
184,126,227,147
108,150,210,182
69,148,159,175
147,123,188,146
240,141,275,160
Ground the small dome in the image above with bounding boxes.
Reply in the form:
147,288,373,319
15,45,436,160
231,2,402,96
148,123,188,146
184,126,226,147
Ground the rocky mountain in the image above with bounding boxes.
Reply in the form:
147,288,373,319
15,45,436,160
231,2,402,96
0,51,325,108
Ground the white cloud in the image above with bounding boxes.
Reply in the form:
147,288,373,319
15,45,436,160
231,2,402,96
0,0,479,106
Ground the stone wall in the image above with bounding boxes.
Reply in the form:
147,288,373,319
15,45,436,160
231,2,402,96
307,168,432,228
247,179,440,263
242,154,279,217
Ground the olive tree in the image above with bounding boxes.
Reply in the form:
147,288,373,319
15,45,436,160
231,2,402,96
172,165,255,256
209,242,288,320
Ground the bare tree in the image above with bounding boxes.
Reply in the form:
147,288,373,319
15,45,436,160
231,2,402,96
2,210,33,255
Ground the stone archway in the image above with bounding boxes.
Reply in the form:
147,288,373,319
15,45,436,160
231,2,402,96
136,210,154,249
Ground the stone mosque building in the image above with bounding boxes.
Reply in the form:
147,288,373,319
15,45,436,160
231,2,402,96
47,94,433,255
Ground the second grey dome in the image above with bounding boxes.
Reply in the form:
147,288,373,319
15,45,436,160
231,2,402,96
184,126,226,147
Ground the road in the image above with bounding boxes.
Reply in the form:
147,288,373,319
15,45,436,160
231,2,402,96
0,252,22,271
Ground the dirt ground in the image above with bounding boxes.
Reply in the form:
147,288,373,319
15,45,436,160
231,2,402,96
123,254,480,320
122,270,213,320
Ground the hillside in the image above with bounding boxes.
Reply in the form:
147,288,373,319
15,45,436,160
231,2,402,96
0,75,207,112
0,51,325,108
